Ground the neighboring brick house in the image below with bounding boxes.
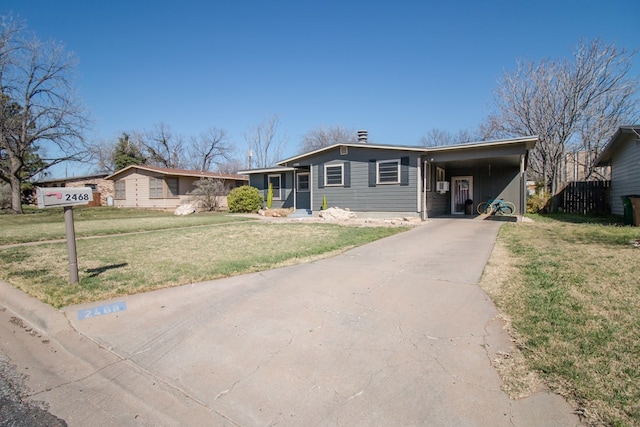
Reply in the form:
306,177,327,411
35,174,114,207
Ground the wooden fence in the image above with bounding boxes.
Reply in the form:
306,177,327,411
557,181,611,215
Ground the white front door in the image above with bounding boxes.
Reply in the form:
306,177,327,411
451,176,473,214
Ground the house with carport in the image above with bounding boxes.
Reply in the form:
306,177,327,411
240,133,537,220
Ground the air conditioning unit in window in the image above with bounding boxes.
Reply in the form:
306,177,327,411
436,181,449,194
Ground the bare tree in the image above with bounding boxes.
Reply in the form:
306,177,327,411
86,138,116,173
0,16,89,213
136,123,184,168
189,177,228,211
299,125,357,153
186,127,232,171
485,39,638,195
420,128,482,147
243,114,286,168
576,78,639,180
215,158,245,174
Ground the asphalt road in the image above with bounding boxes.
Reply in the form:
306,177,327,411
0,348,66,427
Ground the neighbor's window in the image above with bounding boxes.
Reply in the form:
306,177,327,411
115,180,126,199
268,174,281,199
377,160,400,184
324,164,343,186
297,173,310,192
166,178,179,197
149,176,163,198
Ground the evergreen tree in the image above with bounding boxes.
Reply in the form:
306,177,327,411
113,133,147,170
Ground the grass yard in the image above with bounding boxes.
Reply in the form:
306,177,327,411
0,206,252,245
0,209,407,308
480,214,640,427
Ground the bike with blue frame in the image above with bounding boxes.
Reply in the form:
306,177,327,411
477,197,516,215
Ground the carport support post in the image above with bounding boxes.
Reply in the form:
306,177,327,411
64,206,79,284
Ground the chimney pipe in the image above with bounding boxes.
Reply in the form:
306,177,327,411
357,130,368,144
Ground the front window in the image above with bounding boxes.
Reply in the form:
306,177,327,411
149,177,163,198
297,173,309,192
268,174,281,199
377,160,400,184
325,164,343,186
167,178,179,197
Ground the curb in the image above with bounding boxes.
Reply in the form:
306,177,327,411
0,280,71,336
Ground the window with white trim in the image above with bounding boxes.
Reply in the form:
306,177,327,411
268,174,281,199
377,159,400,184
297,173,309,192
324,164,343,186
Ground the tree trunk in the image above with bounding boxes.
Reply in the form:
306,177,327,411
9,174,23,214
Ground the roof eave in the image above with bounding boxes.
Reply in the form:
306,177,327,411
595,126,640,167
276,136,538,166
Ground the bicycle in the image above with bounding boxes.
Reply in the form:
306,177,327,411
477,198,516,215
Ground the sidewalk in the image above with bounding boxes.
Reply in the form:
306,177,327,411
0,219,581,426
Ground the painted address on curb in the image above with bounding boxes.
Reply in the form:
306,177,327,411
78,302,127,320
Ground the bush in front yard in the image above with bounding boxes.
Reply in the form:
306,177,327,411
227,185,263,213
527,192,551,213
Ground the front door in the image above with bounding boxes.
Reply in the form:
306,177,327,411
296,172,311,210
451,176,473,215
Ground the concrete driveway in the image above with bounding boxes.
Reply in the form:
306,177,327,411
1,218,580,426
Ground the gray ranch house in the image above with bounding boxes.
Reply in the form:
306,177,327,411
595,125,640,216
240,135,537,220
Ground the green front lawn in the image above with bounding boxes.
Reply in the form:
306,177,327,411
481,215,639,426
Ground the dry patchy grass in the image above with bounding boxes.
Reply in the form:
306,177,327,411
0,222,406,308
0,207,250,245
481,219,640,426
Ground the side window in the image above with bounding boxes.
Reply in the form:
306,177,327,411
115,180,126,199
268,174,281,199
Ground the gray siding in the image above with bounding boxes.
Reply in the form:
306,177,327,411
427,165,521,215
312,147,420,213
249,172,295,209
610,138,640,216
467,167,522,214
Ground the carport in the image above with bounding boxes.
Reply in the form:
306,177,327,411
423,137,535,219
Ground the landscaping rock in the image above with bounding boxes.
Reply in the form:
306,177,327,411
319,207,357,221
259,208,293,217
175,204,196,216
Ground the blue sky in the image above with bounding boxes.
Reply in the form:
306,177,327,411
2,0,638,177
